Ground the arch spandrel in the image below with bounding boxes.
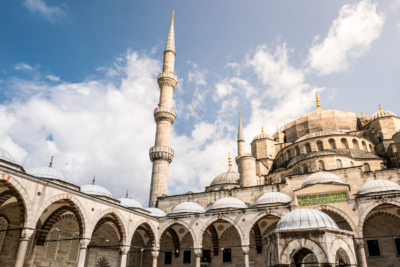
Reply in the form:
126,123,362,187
357,199,400,238
0,173,33,227
316,205,358,237
89,208,128,245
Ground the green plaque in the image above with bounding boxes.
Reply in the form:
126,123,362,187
297,192,347,207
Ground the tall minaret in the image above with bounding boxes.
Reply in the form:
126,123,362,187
237,110,245,156
149,11,177,207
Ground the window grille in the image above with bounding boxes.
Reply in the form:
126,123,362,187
68,232,80,262
223,248,232,262
362,141,367,151
318,161,325,171
353,139,359,149
44,228,61,260
0,217,7,254
329,139,336,150
183,250,191,264
366,240,380,256
341,139,348,149
317,141,324,151
25,231,36,259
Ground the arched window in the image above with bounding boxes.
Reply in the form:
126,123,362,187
317,141,324,151
369,144,374,153
0,217,8,253
362,141,367,151
44,228,61,260
336,159,343,169
329,139,336,150
350,161,354,167
352,139,359,149
318,160,325,171
25,231,36,259
363,163,370,172
286,150,291,160
305,143,311,153
341,138,349,149
68,233,80,262
303,164,308,174
295,146,300,156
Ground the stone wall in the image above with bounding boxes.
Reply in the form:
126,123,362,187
0,202,21,267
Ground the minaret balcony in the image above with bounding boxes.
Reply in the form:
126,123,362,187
157,72,178,88
154,107,176,124
149,146,175,163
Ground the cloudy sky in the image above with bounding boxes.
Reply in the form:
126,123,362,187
1,0,399,206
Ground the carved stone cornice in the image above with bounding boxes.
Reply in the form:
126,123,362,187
149,146,175,163
154,107,176,124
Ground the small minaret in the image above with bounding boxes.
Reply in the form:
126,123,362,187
237,110,245,156
148,11,178,207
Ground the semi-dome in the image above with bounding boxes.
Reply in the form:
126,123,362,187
252,128,273,142
170,202,205,214
0,147,16,163
295,131,345,143
210,197,247,210
118,197,143,209
28,166,71,183
81,178,113,198
357,179,400,195
276,208,339,231
255,192,292,206
210,172,239,186
145,208,166,217
302,171,345,188
371,106,396,120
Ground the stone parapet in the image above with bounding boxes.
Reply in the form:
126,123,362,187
149,146,174,163
154,107,176,124
157,72,178,88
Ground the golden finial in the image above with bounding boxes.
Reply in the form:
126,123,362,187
261,127,264,133
379,104,382,111
92,175,95,185
316,93,321,110
228,153,233,172
49,156,53,168
172,10,174,20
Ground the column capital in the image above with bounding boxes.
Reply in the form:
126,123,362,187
120,245,130,254
242,245,250,254
20,228,35,239
79,238,91,248
151,250,160,258
355,238,365,248
194,248,202,257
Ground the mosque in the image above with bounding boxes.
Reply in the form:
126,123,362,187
1,11,400,267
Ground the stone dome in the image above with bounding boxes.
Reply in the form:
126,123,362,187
276,208,339,231
0,147,16,163
28,167,71,183
357,179,400,195
302,171,345,188
255,192,292,206
145,208,166,217
210,197,247,210
170,202,205,214
210,172,239,186
118,197,143,209
295,131,345,142
371,109,396,120
81,184,113,198
252,130,274,142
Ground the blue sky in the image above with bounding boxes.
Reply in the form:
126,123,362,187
1,0,400,206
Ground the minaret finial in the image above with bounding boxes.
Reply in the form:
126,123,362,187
316,93,321,110
92,175,95,185
164,10,175,53
237,110,245,142
172,10,174,20
228,153,233,172
126,189,129,198
379,104,382,111
261,127,264,133
49,156,53,168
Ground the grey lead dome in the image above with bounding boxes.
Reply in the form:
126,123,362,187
210,172,239,187
276,208,339,231
358,179,400,195
81,184,113,198
0,147,16,163
302,171,345,188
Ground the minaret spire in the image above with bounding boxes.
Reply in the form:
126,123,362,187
316,93,321,110
237,110,245,156
149,11,178,207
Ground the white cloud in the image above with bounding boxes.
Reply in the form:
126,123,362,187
14,63,34,70
307,0,385,75
23,0,67,22
188,70,207,86
47,75,60,82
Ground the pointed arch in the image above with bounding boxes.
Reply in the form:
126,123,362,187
202,223,219,256
90,208,127,245
130,219,158,247
199,215,244,247
281,239,327,264
316,205,357,237
328,238,356,265
159,219,197,248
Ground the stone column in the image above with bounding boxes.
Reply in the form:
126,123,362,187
120,246,129,267
355,239,368,267
194,249,202,267
77,239,91,267
14,229,35,267
151,250,159,267
242,246,250,267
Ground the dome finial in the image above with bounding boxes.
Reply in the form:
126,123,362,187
261,127,264,133
172,10,174,20
49,156,53,168
316,93,321,110
228,153,233,172
379,104,382,111
126,189,129,198
92,174,95,185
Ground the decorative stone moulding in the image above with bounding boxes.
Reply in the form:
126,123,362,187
154,107,176,124
149,146,175,163
157,72,178,88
